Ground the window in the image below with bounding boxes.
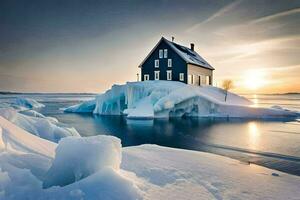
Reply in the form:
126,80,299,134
144,74,149,81
188,74,193,84
154,71,160,80
167,70,172,80
179,73,184,81
159,50,163,58
154,59,159,68
164,49,168,58
168,59,172,67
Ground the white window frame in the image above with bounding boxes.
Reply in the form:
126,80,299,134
154,59,159,68
179,73,184,81
167,70,172,80
154,71,160,80
144,74,149,81
164,49,168,58
188,74,193,84
168,59,172,67
159,50,163,58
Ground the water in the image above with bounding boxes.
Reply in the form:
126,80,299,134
243,94,300,112
1,93,300,176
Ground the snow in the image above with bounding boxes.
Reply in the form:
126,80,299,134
122,145,300,200
0,116,300,199
65,81,299,119
0,108,80,143
164,37,214,70
43,135,122,188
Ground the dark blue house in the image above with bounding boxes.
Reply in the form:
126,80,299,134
139,37,214,85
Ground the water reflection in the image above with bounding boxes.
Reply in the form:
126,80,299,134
248,122,261,150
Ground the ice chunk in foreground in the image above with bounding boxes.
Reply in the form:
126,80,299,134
65,81,299,119
43,135,122,188
0,108,79,143
0,118,141,200
13,97,45,109
0,116,56,158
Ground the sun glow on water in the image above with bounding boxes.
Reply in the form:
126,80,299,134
248,122,261,150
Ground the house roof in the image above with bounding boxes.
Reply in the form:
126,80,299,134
139,37,214,70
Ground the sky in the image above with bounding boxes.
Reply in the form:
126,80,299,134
0,0,299,94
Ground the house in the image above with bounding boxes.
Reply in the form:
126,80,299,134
139,37,214,85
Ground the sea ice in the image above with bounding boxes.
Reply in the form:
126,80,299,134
64,99,96,113
0,108,79,143
13,97,45,109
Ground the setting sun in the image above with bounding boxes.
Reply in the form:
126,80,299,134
244,70,267,90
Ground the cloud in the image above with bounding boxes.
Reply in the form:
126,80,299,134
249,7,300,24
187,0,243,32
262,64,300,72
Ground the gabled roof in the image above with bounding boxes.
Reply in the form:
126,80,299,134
139,37,214,70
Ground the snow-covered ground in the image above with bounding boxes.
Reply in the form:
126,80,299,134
122,145,300,200
64,81,299,119
0,103,300,199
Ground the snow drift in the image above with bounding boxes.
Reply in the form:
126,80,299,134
65,81,298,119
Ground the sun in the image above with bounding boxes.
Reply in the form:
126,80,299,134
243,69,267,90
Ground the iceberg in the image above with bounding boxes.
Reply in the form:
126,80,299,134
65,81,299,119
63,99,96,113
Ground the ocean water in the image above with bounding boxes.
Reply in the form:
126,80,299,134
1,93,300,176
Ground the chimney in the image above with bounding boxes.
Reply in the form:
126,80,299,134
172,36,174,42
190,43,194,51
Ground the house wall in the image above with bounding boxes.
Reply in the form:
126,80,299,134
187,64,213,85
141,39,187,83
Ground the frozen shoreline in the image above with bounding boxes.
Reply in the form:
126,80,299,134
0,113,300,199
